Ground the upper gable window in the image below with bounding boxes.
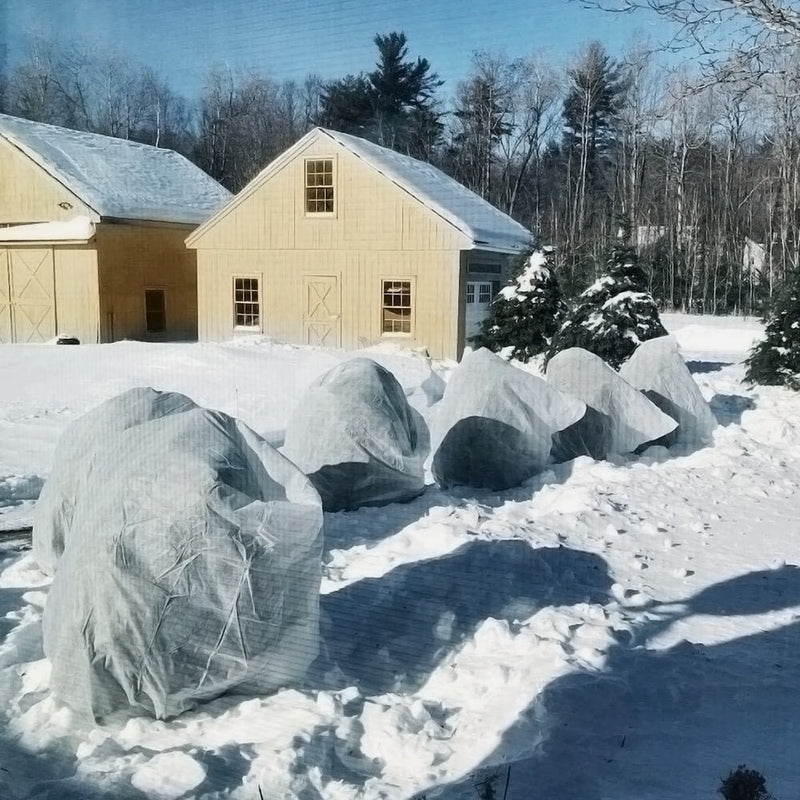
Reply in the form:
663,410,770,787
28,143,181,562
305,159,334,214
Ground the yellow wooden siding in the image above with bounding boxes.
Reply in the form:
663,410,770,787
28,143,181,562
95,223,197,341
189,135,470,253
0,245,99,343
53,247,100,343
196,249,463,360
0,137,94,224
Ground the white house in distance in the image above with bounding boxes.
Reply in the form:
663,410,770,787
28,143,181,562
186,127,531,360
0,113,230,344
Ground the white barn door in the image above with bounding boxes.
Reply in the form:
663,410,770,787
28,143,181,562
303,275,341,347
9,249,56,343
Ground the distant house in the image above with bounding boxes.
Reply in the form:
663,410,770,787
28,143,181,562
0,114,230,344
186,127,531,360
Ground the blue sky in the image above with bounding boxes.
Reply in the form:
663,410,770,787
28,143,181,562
4,0,679,100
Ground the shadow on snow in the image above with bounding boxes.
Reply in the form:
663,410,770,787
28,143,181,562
439,564,800,800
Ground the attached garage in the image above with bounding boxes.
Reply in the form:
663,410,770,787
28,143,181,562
0,113,230,343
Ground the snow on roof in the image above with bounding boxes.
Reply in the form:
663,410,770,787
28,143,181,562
319,129,532,253
0,216,95,242
0,114,231,225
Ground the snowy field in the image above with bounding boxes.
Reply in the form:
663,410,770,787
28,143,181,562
1,312,799,800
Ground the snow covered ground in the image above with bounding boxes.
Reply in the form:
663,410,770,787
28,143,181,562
1,313,798,800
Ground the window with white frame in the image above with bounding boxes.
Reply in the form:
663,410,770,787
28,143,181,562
234,277,260,328
381,280,412,334
305,159,334,213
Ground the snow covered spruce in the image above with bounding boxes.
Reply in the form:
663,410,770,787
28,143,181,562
472,246,566,362
548,225,667,369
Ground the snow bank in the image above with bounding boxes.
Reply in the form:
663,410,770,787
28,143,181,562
546,347,677,460
431,348,585,489
41,389,323,720
620,336,717,448
282,358,425,511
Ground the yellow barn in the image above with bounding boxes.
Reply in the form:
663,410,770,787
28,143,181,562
187,127,531,361
0,114,230,344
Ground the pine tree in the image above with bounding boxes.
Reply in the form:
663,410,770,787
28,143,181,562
472,246,567,362
744,268,800,390
547,221,667,369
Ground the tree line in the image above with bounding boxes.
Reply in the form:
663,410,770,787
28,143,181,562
1,27,798,315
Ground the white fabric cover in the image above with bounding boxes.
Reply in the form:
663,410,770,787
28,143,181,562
546,348,678,460
39,389,323,720
620,336,717,448
431,348,585,489
33,387,197,575
282,358,425,511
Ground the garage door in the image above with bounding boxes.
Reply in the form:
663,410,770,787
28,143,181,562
0,248,56,343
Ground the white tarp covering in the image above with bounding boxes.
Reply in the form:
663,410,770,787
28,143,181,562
431,348,585,489
620,335,717,448
37,389,323,720
282,358,425,511
546,347,678,460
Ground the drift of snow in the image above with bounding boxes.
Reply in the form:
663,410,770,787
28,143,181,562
281,358,425,511
1,312,800,800
0,216,95,242
546,347,678,459
430,348,585,489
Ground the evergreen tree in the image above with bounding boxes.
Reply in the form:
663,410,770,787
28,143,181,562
317,32,442,155
744,268,800,390
547,221,667,369
318,73,375,137
473,245,567,362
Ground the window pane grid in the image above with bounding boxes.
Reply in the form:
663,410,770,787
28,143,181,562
234,277,260,328
306,159,334,213
382,280,412,334
479,283,492,303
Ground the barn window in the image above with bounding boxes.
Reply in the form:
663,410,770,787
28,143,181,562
233,277,260,329
305,159,334,214
381,280,412,335
144,289,166,333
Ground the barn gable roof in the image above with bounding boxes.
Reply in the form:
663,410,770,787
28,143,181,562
0,114,231,225
187,127,531,253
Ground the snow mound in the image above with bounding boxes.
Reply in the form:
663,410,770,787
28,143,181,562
282,358,425,511
546,347,678,460
42,391,323,720
620,336,717,448
431,348,585,489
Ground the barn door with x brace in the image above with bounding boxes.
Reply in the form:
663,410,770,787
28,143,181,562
303,275,341,347
7,249,56,343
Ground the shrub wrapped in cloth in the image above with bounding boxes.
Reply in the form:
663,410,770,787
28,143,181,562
546,347,678,460
620,336,716,449
282,358,425,511
431,348,585,490
33,387,198,575
41,396,323,721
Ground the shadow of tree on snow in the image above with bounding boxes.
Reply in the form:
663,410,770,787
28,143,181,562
437,564,800,800
320,540,612,695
